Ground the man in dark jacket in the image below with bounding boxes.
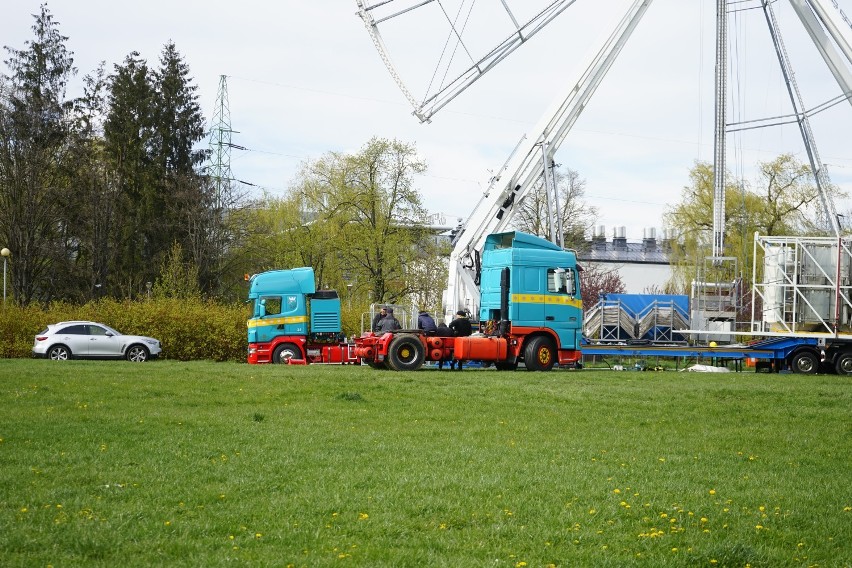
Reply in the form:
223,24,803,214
449,310,473,337
376,308,401,333
417,310,437,333
448,310,473,370
371,306,387,332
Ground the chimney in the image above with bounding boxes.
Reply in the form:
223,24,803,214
593,225,607,251
643,227,657,252
613,226,627,251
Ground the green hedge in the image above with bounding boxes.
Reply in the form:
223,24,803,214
0,299,250,362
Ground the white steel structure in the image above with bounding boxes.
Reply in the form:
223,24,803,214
356,0,852,326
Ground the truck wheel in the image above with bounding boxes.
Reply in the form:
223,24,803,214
790,351,818,374
835,352,852,375
495,361,518,371
273,343,302,363
524,336,556,372
387,334,425,371
367,361,387,370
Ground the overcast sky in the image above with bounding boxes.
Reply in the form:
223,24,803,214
3,0,852,240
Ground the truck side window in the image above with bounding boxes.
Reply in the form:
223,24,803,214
262,297,282,316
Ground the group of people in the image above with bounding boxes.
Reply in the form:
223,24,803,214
371,306,402,333
371,305,473,370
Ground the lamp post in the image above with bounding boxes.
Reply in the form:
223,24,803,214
346,282,353,310
1,247,10,306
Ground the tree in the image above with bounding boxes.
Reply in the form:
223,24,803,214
296,137,432,304
512,166,598,248
104,51,156,297
580,264,626,308
662,156,842,293
150,42,209,291
0,4,76,304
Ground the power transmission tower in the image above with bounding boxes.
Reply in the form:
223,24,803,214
205,75,237,296
208,74,234,215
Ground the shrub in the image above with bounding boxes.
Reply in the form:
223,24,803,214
0,299,250,362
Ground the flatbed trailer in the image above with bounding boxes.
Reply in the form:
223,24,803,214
581,336,852,374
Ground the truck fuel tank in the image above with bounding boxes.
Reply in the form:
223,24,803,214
454,336,508,360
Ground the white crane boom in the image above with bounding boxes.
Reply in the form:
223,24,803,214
442,0,653,323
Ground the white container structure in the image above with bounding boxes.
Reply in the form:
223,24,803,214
753,234,852,335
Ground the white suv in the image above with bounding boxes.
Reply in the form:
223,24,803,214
33,321,162,362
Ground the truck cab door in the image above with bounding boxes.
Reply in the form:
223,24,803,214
544,267,582,349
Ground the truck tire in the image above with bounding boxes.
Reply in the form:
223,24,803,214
367,360,388,370
790,350,818,374
835,352,852,375
386,334,425,371
494,361,518,371
524,336,556,372
273,342,302,363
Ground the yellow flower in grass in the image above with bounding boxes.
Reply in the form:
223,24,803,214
358,512,369,521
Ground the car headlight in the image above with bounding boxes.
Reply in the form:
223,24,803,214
144,339,159,346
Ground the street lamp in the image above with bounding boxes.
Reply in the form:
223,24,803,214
346,282,353,310
1,247,10,306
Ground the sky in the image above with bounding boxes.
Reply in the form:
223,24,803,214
3,0,852,241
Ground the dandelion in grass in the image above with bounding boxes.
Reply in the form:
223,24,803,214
709,489,716,495
358,512,369,521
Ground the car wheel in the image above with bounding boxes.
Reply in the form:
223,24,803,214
126,345,150,362
273,343,302,363
48,345,71,361
524,336,556,372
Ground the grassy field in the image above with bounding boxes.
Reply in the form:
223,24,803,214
0,360,849,567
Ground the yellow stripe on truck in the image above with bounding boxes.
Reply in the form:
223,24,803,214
247,316,309,328
511,294,582,309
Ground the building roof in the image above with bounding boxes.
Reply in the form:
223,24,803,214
576,237,672,265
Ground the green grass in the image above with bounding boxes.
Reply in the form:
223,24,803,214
0,360,849,567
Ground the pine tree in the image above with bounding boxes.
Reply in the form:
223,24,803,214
104,51,156,297
0,4,76,304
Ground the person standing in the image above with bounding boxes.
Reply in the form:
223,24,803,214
448,310,473,370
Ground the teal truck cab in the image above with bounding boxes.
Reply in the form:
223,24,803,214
246,267,356,364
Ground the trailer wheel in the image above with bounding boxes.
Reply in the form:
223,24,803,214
834,352,852,375
387,334,425,371
790,350,818,374
273,342,302,363
524,336,556,372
